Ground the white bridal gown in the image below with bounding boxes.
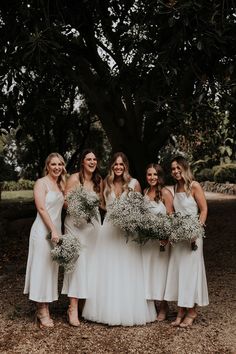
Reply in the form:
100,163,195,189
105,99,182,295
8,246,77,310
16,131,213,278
24,180,64,302
141,194,170,300
62,189,101,299
164,185,209,307
83,179,157,326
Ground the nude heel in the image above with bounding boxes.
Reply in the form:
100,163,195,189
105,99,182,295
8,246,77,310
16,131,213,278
67,305,80,327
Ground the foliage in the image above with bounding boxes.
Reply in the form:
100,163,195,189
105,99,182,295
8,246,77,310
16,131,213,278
213,164,236,183
0,1,236,181
2,179,35,191
195,168,214,182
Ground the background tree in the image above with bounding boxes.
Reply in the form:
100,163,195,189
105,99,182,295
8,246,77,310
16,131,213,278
0,0,235,182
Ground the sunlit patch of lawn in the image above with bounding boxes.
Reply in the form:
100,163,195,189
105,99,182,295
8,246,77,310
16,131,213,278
1,190,34,201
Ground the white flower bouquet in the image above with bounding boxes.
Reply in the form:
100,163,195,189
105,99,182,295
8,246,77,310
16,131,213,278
107,191,171,250
47,233,81,272
168,213,205,251
106,191,148,241
136,212,172,252
66,186,100,226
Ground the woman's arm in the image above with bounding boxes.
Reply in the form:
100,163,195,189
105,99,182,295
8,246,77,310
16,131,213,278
192,181,208,225
161,187,174,215
63,173,79,209
34,179,60,243
134,180,142,193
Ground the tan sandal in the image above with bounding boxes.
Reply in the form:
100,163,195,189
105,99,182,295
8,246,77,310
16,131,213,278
35,311,54,328
67,305,80,327
157,303,169,322
171,313,185,327
179,313,197,328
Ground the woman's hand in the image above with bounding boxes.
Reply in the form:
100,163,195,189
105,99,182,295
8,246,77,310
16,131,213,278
50,230,60,244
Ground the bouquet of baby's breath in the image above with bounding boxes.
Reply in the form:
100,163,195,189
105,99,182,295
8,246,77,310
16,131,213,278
107,191,149,241
135,213,172,252
47,233,81,272
168,213,205,251
66,186,100,226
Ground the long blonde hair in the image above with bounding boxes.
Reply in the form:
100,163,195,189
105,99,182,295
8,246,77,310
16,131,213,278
105,152,131,197
171,156,193,196
43,152,66,191
146,163,165,202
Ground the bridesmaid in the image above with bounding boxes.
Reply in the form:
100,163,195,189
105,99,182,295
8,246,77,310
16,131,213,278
142,163,174,321
164,156,209,327
83,152,157,326
24,153,66,328
61,149,103,326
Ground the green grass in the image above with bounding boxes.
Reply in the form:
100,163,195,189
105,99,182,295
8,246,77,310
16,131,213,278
1,190,34,201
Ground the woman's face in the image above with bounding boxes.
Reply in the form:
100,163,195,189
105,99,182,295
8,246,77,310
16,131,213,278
47,157,64,179
82,152,97,174
146,167,158,187
113,156,125,177
171,161,183,181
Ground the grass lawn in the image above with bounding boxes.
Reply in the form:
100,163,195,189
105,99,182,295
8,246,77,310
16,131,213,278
1,190,34,201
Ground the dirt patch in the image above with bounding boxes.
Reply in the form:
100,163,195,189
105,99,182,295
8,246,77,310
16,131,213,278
0,194,236,354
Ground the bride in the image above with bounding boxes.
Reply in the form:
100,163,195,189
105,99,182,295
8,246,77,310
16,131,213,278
83,152,157,325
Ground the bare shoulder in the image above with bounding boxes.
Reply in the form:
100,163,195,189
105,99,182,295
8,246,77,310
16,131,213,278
191,181,202,191
34,177,46,189
162,186,174,197
67,173,79,183
133,179,141,192
65,173,79,192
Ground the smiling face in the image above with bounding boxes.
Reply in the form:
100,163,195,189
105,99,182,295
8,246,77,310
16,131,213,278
82,152,97,174
47,157,64,179
171,160,183,181
113,156,125,177
146,167,158,187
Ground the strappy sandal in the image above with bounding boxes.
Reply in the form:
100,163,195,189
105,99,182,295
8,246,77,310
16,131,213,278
179,313,197,328
35,311,54,328
157,303,169,322
170,312,185,327
67,305,80,327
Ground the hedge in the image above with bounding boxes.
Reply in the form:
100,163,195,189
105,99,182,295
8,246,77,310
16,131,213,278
2,179,35,191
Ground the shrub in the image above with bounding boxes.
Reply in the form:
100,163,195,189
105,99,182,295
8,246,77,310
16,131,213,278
213,164,236,183
3,179,35,191
195,168,214,182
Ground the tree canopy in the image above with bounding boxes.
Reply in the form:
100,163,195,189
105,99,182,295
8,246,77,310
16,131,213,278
0,0,235,181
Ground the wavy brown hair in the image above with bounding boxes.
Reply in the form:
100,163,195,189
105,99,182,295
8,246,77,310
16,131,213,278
171,156,193,196
43,152,66,191
78,149,101,193
104,152,131,197
146,163,165,202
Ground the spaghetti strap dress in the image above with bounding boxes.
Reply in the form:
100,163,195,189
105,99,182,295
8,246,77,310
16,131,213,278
82,179,157,326
141,193,170,300
164,186,209,307
24,179,64,302
61,188,101,299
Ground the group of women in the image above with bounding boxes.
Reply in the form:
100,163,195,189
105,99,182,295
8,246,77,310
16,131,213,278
23,150,209,329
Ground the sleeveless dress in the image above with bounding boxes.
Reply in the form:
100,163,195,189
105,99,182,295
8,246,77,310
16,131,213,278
141,194,170,300
82,179,157,326
164,186,209,307
24,181,64,302
61,188,101,299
